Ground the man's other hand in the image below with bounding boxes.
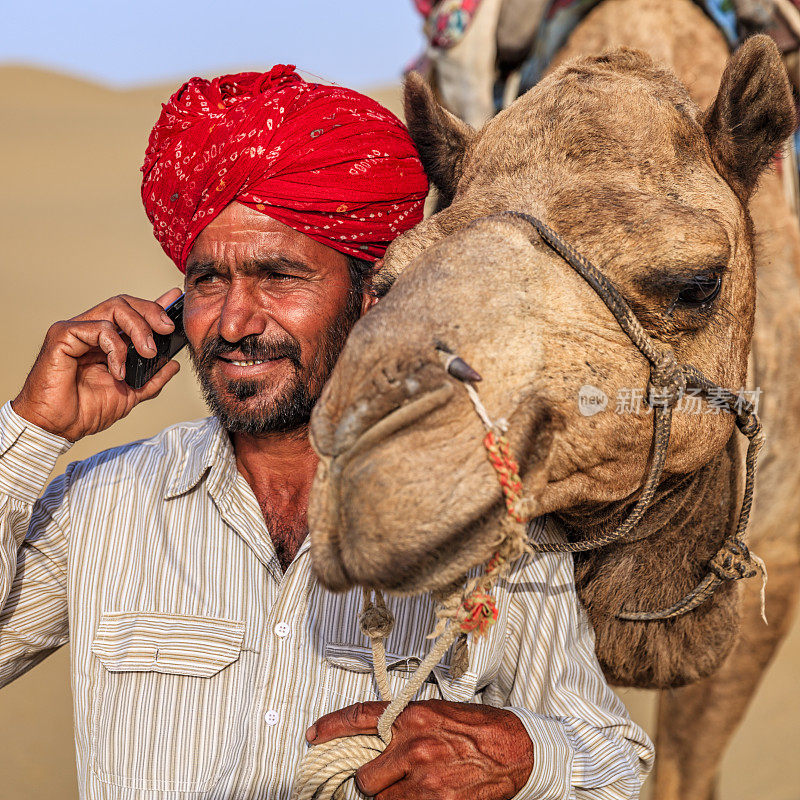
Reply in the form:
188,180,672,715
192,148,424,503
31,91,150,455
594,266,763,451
306,699,534,800
12,289,182,442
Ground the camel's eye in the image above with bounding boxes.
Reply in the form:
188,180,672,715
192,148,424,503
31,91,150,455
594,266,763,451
676,275,722,307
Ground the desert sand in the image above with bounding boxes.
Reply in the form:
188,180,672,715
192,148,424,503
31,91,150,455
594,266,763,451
0,65,797,799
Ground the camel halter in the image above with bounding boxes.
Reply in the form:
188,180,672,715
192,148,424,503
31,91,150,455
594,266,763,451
292,211,768,800
459,211,767,623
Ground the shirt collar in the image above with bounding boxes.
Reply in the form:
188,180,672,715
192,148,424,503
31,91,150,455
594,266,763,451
163,416,234,500
161,417,314,564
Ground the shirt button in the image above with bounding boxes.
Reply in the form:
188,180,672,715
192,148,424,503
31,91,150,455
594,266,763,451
265,709,280,726
274,622,290,638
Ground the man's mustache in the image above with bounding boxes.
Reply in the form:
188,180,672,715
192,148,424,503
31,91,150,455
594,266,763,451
197,334,303,371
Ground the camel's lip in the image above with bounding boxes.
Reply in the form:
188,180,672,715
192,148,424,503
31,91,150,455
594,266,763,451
324,381,455,472
311,388,554,595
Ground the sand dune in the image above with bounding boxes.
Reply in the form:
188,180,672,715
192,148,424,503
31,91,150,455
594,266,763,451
0,65,796,799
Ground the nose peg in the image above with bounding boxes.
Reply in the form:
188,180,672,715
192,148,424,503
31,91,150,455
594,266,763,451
437,347,482,383
448,357,483,383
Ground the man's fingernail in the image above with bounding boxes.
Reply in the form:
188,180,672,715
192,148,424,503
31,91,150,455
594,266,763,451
306,724,317,742
161,311,173,326
147,335,156,352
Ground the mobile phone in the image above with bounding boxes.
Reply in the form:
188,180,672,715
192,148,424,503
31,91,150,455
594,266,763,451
124,294,187,389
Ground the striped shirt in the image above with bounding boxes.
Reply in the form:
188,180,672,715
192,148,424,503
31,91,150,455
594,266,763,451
0,400,653,799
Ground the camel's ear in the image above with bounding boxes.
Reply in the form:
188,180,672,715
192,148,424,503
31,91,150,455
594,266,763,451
403,72,476,208
703,35,796,201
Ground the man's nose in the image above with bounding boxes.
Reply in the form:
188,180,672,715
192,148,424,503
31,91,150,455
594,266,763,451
217,280,271,343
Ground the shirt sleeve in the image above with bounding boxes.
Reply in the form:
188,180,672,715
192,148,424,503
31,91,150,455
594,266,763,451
0,400,73,687
490,526,655,800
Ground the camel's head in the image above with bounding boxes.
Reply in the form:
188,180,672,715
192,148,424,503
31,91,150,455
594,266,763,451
309,36,795,595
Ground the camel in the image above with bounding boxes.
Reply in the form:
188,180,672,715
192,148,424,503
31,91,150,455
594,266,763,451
307,23,800,800
423,0,800,128
417,1,800,795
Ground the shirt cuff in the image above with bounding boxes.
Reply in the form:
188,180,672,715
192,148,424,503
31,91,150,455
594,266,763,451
0,401,72,504
505,707,574,800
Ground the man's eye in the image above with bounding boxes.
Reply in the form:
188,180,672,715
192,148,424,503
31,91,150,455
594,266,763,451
676,275,722,308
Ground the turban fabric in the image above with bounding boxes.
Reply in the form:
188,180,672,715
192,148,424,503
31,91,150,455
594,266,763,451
142,65,429,272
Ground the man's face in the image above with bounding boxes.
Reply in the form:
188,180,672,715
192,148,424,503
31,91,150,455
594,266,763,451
184,202,370,436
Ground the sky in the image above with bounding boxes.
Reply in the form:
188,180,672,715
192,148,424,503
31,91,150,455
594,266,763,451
2,1,424,88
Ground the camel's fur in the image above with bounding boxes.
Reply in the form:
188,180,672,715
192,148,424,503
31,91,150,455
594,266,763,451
310,23,794,673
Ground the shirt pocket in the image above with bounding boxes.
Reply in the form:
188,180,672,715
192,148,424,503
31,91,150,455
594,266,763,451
323,642,481,708
90,611,248,793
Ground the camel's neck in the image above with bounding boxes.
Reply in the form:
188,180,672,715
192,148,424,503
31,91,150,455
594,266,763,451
551,0,730,107
560,428,742,606
560,430,744,687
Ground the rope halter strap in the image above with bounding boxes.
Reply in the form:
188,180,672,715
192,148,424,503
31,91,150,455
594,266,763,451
460,211,767,621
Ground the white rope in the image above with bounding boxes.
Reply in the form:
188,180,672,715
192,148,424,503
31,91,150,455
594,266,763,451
750,552,769,625
291,621,462,800
437,350,500,432
362,589,393,701
464,381,499,431
292,735,385,800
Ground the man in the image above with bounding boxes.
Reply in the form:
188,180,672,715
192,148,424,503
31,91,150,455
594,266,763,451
0,65,652,798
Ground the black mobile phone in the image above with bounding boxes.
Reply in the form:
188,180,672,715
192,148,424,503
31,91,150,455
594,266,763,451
124,294,187,389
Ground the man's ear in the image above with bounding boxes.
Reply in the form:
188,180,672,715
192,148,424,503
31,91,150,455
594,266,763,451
361,260,382,313
703,34,796,201
403,72,476,208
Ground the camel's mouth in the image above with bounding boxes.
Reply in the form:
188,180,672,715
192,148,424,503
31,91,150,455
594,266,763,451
309,373,554,595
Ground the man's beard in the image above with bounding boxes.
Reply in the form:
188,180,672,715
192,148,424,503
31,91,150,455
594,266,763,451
189,292,362,436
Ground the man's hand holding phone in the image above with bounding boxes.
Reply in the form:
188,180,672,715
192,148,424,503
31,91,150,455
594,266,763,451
12,288,184,442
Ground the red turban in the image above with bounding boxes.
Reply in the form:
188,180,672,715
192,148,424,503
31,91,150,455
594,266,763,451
141,65,429,272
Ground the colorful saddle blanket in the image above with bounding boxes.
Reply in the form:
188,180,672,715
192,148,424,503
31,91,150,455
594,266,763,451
414,0,485,48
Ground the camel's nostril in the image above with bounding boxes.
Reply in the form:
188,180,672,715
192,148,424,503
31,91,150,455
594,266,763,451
332,398,373,453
